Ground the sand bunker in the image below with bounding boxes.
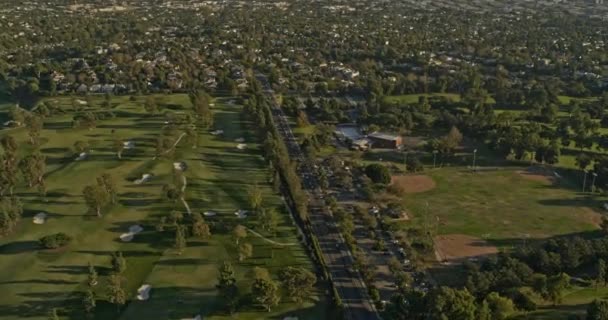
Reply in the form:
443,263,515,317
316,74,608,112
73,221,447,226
137,284,151,301
234,209,248,219
435,234,498,263
75,152,88,161
236,143,247,150
134,173,152,184
120,225,144,242
204,211,217,217
123,141,135,149
173,162,186,171
210,129,224,136
33,212,47,224
390,175,436,194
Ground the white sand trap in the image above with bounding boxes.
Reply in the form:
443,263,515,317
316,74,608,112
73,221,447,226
129,225,144,234
235,137,245,143
120,233,134,242
210,129,224,136
181,315,201,320
33,212,47,224
173,162,186,171
123,141,135,149
77,99,87,105
234,209,248,219
75,152,88,161
137,284,151,301
204,211,217,217
134,173,152,184
236,143,247,150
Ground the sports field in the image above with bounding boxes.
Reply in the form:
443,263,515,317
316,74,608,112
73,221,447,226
0,95,328,320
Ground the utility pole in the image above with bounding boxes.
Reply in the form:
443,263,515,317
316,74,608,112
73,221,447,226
592,172,598,193
472,149,477,171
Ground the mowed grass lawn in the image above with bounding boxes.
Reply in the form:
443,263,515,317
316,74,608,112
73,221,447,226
401,167,603,243
383,93,496,105
0,95,328,320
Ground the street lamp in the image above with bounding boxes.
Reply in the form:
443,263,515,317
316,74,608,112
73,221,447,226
583,170,588,193
592,172,598,193
432,150,438,168
472,149,478,171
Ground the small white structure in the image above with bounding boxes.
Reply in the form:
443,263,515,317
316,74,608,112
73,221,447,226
33,212,47,224
134,173,152,184
203,211,217,217
75,152,88,161
234,209,248,219
119,233,134,242
236,143,247,150
76,99,87,105
123,141,135,149
137,284,152,301
234,137,245,143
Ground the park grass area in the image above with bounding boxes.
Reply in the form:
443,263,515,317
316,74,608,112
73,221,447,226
510,286,608,320
0,95,328,320
383,93,496,105
398,167,603,244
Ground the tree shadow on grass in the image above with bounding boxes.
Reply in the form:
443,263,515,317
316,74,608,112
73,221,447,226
0,241,40,255
0,279,79,285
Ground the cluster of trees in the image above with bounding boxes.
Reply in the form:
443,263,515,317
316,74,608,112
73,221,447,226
215,262,316,314
82,173,117,217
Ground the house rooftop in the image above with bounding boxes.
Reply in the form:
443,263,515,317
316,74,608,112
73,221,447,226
368,132,401,141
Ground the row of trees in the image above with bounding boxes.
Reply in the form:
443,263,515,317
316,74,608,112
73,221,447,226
216,262,316,313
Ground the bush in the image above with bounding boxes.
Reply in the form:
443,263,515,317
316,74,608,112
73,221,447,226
365,163,391,184
406,156,424,172
39,233,72,249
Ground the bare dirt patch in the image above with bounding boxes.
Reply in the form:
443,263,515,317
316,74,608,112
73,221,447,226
435,234,498,263
517,166,557,184
390,175,436,194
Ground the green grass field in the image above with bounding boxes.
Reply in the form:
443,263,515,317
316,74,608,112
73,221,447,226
383,93,496,105
0,95,329,320
400,167,602,244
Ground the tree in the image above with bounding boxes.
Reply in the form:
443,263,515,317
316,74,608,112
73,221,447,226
247,184,263,211
587,299,608,320
576,153,592,171
597,259,607,288
233,224,247,245
547,273,570,305
365,163,391,184
406,156,424,172
111,251,127,274
278,266,317,304
442,126,464,154
48,308,59,320
484,292,515,320
238,242,253,262
82,184,110,217
113,138,125,159
144,96,158,114
24,114,43,146
174,224,187,254
82,289,96,315
19,152,46,189
258,206,280,234
191,212,211,240
0,196,23,236
107,273,126,312
216,261,239,313
73,140,89,154
87,262,98,287
97,173,117,204
252,276,281,312
428,287,477,320
476,300,491,320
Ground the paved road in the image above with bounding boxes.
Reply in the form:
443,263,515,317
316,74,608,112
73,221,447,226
256,74,380,320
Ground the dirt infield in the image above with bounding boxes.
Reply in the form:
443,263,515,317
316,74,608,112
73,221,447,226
517,166,557,184
390,175,436,194
435,234,498,262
